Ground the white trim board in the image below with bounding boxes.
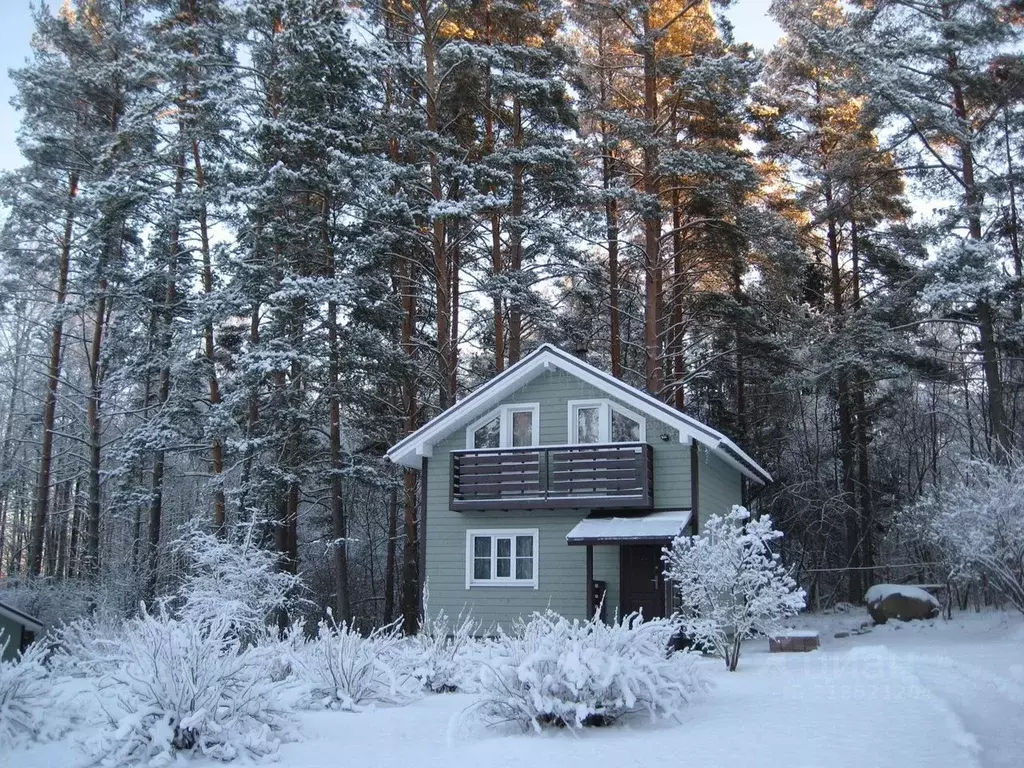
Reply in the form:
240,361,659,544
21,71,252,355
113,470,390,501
385,344,771,484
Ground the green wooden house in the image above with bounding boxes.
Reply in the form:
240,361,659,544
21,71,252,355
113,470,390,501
387,344,771,627
0,599,43,661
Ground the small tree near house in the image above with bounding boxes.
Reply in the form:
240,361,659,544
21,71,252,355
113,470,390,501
664,506,806,671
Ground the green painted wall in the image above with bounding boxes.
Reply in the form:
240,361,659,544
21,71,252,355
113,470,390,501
423,368,743,628
0,613,24,662
696,444,744,527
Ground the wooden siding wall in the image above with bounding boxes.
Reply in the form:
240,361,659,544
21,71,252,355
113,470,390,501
696,444,743,528
424,369,743,627
0,613,25,662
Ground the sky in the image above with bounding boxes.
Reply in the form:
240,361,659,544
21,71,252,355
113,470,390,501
0,0,782,175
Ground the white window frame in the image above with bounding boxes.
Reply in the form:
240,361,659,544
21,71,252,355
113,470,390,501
465,403,540,449
567,398,646,444
465,528,539,588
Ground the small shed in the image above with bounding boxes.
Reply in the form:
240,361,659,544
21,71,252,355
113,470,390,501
0,600,43,661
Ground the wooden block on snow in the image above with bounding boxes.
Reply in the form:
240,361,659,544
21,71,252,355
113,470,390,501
769,631,820,653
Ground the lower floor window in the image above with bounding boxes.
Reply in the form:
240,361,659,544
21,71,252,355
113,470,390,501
466,529,538,588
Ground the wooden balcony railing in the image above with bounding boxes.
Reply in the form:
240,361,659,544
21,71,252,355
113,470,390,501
450,442,654,511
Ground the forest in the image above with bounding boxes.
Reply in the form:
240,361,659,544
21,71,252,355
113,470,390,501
0,0,1022,632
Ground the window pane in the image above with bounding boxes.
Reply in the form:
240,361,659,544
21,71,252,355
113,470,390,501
515,535,533,558
473,536,491,581
474,557,491,580
611,409,641,442
515,535,534,580
473,416,500,449
474,536,491,558
515,556,533,580
510,410,534,447
496,537,511,578
576,406,600,443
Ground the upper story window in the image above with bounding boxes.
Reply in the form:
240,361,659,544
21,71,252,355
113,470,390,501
568,399,646,444
466,403,540,449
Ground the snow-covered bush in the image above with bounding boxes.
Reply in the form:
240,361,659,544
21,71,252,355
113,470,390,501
469,611,706,732
0,631,67,748
902,460,1024,615
50,612,126,678
292,617,420,711
174,521,305,639
405,607,481,693
664,505,806,671
89,607,294,765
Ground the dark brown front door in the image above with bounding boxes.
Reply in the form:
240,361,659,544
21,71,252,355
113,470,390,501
619,544,665,619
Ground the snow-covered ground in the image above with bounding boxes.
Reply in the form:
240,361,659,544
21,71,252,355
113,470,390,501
12,610,1024,768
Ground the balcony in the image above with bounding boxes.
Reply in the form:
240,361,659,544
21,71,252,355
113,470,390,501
450,442,654,511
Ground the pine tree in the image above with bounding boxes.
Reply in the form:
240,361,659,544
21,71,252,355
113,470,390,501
839,0,1023,462
758,0,917,600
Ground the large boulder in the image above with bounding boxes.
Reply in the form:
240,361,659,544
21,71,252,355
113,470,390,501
865,584,940,624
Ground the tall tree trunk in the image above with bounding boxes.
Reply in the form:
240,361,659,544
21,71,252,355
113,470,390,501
420,0,454,408
399,244,420,634
145,152,184,603
192,139,226,532
826,197,860,602
597,25,622,380
641,11,663,397
324,196,350,623
942,4,1007,461
507,91,525,365
384,484,397,623
28,170,78,576
238,303,261,520
850,216,875,585
84,232,116,579
484,39,505,373
401,467,419,633
670,189,686,410
1,310,32,573
731,258,747,439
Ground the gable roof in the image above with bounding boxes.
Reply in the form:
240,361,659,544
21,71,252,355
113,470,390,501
385,344,771,484
0,600,44,633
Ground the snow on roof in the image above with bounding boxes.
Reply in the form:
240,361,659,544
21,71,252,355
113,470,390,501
385,344,771,484
865,584,940,607
566,509,693,544
0,599,43,632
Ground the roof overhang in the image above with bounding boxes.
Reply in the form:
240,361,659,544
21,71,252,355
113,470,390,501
566,509,693,545
0,600,44,633
385,344,771,484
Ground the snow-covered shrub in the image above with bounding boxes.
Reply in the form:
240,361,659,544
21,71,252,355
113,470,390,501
89,607,294,765
664,505,806,671
469,611,706,732
902,460,1024,615
174,521,305,640
0,630,67,748
49,612,126,678
292,617,420,711
405,607,481,693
